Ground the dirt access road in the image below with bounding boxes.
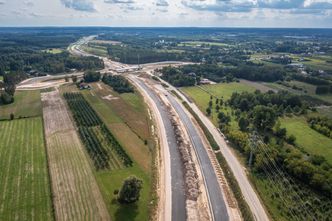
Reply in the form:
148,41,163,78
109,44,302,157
42,90,110,221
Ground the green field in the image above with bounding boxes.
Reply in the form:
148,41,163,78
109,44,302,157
62,82,154,221
280,116,332,164
292,55,332,71
42,48,63,54
265,80,332,104
0,90,42,120
182,82,255,128
81,44,108,57
0,75,3,81
179,41,229,47
0,117,53,221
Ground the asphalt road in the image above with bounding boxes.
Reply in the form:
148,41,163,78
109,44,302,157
167,93,229,221
134,79,187,221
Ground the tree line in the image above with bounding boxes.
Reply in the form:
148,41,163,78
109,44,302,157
205,90,332,197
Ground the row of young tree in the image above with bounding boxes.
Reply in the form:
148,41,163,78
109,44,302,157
64,93,133,168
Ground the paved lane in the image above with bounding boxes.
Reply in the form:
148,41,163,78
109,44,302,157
167,93,229,221
134,79,187,221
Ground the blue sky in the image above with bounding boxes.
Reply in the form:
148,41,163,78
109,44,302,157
0,0,332,27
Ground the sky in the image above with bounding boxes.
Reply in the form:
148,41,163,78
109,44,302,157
0,0,332,28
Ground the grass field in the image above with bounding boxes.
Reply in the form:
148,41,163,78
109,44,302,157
0,75,3,81
265,80,332,104
179,41,229,47
81,44,108,57
292,55,332,71
182,82,255,128
69,82,154,221
0,90,42,120
0,117,53,221
280,116,332,164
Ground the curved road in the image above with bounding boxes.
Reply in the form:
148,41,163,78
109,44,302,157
131,77,186,221
166,92,229,221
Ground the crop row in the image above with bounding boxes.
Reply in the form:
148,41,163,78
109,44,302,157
100,124,133,167
64,93,102,127
64,92,132,169
78,127,110,170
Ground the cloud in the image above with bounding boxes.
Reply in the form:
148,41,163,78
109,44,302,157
182,0,254,12
182,0,332,13
156,0,169,7
0,0,5,5
60,0,96,12
104,0,135,3
24,0,34,7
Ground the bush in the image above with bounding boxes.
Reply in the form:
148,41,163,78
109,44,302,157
1,92,14,104
83,70,101,83
118,176,143,204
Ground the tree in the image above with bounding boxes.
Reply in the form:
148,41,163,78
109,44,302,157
218,112,230,125
71,75,78,83
251,105,277,131
118,176,143,204
238,117,249,131
1,92,14,104
64,76,69,82
286,134,296,145
206,107,211,116
208,100,213,108
83,70,101,83
216,105,220,112
219,99,223,107
10,113,14,120
4,84,16,96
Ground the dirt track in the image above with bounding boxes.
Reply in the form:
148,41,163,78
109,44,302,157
42,90,110,221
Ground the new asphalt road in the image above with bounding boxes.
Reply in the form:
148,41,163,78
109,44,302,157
133,78,187,221
167,93,229,221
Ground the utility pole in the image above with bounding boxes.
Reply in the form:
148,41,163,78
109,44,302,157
248,130,259,168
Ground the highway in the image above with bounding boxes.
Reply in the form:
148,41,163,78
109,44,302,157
131,77,187,221
166,91,229,221
68,36,269,221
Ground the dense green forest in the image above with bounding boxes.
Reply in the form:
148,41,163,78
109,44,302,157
0,30,104,105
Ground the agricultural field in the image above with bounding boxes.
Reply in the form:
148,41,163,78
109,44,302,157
76,82,154,221
0,117,53,221
42,90,110,221
280,116,332,164
0,90,42,120
182,82,255,128
64,92,132,169
0,75,3,81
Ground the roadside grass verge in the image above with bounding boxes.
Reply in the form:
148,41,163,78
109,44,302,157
0,90,42,120
0,117,53,221
280,116,332,164
181,100,254,221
